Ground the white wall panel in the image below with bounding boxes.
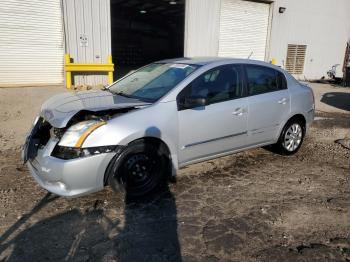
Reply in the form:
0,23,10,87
185,0,221,57
269,0,350,79
0,0,64,86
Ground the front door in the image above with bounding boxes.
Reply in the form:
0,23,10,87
177,64,248,165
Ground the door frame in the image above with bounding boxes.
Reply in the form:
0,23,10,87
175,63,249,165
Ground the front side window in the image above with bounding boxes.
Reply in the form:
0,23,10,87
246,65,287,96
178,65,243,109
108,63,199,102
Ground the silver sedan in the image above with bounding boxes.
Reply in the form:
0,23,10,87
22,58,315,198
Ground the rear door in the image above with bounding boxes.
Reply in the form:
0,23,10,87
244,65,290,145
177,64,248,165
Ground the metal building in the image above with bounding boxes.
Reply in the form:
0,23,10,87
62,0,111,87
62,0,185,86
185,0,350,80
0,0,64,86
0,0,349,87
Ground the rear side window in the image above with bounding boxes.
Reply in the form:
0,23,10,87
246,65,287,96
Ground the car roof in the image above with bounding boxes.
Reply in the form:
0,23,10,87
156,57,231,65
156,57,269,66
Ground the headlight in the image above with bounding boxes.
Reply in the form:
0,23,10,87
52,145,122,160
58,120,106,148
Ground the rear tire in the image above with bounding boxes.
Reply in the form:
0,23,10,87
271,118,305,155
107,141,169,198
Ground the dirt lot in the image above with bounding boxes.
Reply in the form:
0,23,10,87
0,84,349,261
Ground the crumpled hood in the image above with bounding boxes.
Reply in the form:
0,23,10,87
40,90,150,128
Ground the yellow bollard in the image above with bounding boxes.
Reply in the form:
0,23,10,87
107,55,114,85
271,58,276,65
65,54,72,89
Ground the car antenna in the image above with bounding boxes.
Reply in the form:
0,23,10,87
247,51,253,59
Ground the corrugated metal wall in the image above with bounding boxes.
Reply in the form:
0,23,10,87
0,0,64,86
184,0,221,57
63,0,111,87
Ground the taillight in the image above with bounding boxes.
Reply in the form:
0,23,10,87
300,83,315,109
311,89,315,108
308,86,315,109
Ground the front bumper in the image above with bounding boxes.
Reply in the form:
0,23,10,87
26,138,116,197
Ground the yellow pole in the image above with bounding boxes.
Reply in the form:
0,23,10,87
107,55,114,84
65,54,72,89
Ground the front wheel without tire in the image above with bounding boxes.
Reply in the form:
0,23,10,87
107,141,169,198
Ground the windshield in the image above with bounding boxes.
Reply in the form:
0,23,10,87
108,63,200,102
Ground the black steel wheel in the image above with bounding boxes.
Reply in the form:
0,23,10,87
107,140,169,198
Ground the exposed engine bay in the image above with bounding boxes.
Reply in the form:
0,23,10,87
52,108,133,139
23,107,138,162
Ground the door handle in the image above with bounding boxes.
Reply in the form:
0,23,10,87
233,107,245,116
278,98,288,104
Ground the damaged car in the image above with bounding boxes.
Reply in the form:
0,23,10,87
22,58,314,198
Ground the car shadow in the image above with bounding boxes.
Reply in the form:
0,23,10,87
0,185,181,261
0,192,59,245
113,185,181,261
320,92,350,111
0,128,181,261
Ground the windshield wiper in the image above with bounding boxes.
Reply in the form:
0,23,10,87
102,87,113,94
114,91,132,98
113,90,155,103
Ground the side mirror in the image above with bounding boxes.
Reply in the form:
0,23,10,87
184,95,207,109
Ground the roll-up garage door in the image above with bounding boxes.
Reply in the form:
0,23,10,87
0,0,64,86
218,0,270,61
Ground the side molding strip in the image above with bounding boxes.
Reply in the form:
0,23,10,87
183,131,248,149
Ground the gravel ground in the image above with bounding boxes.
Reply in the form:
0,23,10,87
0,84,349,261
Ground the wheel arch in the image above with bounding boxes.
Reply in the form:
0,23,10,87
275,113,307,143
129,136,171,155
286,114,307,129
103,136,177,186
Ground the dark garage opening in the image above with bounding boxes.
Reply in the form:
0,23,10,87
111,0,185,79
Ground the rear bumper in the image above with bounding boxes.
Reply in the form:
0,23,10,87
26,138,115,197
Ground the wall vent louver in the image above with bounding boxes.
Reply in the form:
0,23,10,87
285,44,307,75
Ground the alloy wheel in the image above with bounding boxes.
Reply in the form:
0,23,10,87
283,123,303,152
